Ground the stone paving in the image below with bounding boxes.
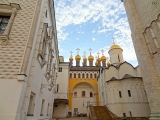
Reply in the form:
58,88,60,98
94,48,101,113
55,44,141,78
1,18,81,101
46,117,89,120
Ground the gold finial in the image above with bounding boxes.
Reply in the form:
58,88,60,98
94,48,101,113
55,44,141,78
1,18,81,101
83,51,86,58
101,49,104,56
76,48,80,55
112,37,115,45
89,48,92,55
70,51,73,57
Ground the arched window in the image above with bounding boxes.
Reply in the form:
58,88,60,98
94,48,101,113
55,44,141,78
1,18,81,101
118,54,120,62
82,73,84,78
70,73,72,78
74,73,76,78
74,92,77,97
90,74,92,78
86,73,88,78
82,91,85,97
94,73,97,78
128,90,131,97
90,92,93,97
78,73,80,78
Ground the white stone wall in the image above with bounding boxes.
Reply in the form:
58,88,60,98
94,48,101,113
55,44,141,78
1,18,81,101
53,63,69,118
72,83,95,115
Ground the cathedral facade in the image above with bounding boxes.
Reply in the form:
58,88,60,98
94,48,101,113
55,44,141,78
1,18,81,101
122,0,160,119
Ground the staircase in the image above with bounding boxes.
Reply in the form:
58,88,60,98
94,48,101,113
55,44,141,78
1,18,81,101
89,105,117,120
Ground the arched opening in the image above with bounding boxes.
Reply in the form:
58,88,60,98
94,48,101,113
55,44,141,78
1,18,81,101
70,73,72,78
90,92,93,97
78,73,80,78
74,73,76,78
90,74,92,78
82,73,84,78
74,92,77,97
82,91,85,97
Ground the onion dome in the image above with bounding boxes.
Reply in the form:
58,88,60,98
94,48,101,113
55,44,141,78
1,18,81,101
82,61,84,65
75,55,81,60
88,55,94,61
95,61,98,66
107,61,111,67
101,56,106,61
83,57,87,61
109,44,121,51
69,56,73,60
97,57,101,61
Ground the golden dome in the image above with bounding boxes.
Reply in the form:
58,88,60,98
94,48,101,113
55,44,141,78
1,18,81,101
75,55,81,60
107,61,111,66
109,44,121,50
83,57,87,61
82,61,84,65
95,61,98,66
88,55,94,61
97,57,101,61
69,57,73,60
101,56,106,61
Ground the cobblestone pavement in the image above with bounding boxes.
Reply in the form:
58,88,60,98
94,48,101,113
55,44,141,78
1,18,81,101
46,117,89,120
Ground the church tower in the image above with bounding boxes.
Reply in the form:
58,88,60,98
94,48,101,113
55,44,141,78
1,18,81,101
100,49,107,67
108,38,124,65
122,0,160,119
69,51,73,67
82,51,87,66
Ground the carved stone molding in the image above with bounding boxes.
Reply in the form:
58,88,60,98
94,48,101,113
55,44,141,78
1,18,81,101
0,4,20,46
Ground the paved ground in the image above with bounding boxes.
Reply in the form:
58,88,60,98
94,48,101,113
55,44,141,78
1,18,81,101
48,117,89,120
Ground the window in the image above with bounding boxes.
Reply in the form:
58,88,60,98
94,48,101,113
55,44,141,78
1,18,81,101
27,92,36,116
78,73,80,78
0,16,10,34
90,92,93,97
82,73,84,78
123,113,126,117
70,73,72,78
45,10,47,17
47,103,49,116
74,92,77,97
119,91,122,98
86,73,88,78
82,91,85,97
58,67,62,72
40,99,45,116
90,74,92,78
128,90,131,97
57,84,59,93
118,55,120,62
74,73,76,78
94,73,97,78
129,111,132,117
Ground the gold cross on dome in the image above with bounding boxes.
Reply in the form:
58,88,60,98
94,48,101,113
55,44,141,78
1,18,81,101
101,49,104,55
89,48,92,55
83,51,86,58
112,37,115,45
70,51,73,57
76,48,80,55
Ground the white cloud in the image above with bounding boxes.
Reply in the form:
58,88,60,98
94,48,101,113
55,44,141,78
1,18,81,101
54,0,137,63
92,38,95,41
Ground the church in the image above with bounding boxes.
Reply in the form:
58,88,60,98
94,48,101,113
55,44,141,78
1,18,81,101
53,42,150,119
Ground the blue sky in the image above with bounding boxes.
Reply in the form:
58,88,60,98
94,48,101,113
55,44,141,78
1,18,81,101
54,0,138,67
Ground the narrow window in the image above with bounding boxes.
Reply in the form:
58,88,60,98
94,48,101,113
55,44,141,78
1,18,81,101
78,73,80,78
94,73,97,78
90,74,92,78
58,67,62,72
129,111,132,117
128,90,131,97
86,73,88,78
27,92,36,116
74,92,77,97
144,90,147,97
57,84,59,93
74,73,76,78
40,99,45,116
0,16,10,34
90,92,93,97
47,103,49,116
82,91,85,97
119,91,122,98
123,113,126,117
45,10,47,17
82,73,84,78
70,73,72,78
118,54,120,62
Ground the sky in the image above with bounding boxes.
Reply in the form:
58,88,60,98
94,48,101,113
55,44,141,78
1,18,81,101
54,0,138,67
